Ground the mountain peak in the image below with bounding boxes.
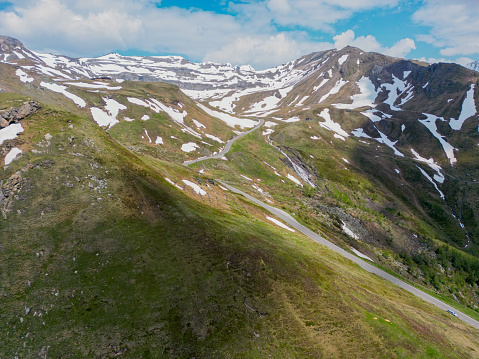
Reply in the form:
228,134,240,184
0,36,24,52
466,61,479,72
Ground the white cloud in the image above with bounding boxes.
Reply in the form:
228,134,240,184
0,0,244,59
333,30,381,52
267,0,291,13
204,33,330,69
413,0,479,57
333,30,415,58
0,0,426,69
383,38,416,58
416,56,474,67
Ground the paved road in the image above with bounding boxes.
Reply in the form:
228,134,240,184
217,180,479,331
183,119,264,166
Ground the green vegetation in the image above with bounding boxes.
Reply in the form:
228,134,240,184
197,114,479,313
1,99,479,357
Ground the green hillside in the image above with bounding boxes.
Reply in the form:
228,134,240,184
1,94,479,358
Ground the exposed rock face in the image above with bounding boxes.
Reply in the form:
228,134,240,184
0,101,41,128
0,36,24,52
0,172,23,218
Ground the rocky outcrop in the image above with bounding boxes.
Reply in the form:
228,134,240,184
0,172,23,218
0,101,41,128
0,36,24,52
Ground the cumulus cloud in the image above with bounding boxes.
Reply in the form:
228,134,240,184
0,0,244,59
413,0,479,57
333,30,415,58
204,33,331,69
239,0,401,32
0,0,425,68
416,56,474,67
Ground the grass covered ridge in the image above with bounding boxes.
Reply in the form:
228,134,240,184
0,98,478,357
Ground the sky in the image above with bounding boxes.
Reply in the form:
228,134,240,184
0,0,478,70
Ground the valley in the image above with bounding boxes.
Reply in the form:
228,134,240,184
1,35,479,357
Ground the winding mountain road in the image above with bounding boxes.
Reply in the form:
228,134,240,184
217,180,479,331
182,115,479,331
182,119,264,166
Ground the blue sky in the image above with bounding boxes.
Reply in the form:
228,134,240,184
0,0,478,69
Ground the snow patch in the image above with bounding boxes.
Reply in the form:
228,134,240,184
264,121,277,128
350,247,373,261
410,149,445,183
287,174,303,187
205,133,224,143
361,109,382,123
64,82,121,90
144,129,152,143
4,147,22,165
192,119,206,129
417,166,445,199
419,113,456,165
197,103,258,129
351,128,372,139
40,82,86,107
181,142,199,152
182,179,206,195
319,79,348,103
252,184,264,194
450,84,476,130
318,109,349,138
381,75,413,111
165,178,183,190
334,77,377,110
338,54,349,66
375,129,404,157
266,216,295,232
342,222,358,239
0,123,24,145
90,98,126,128
16,69,34,83
313,78,329,92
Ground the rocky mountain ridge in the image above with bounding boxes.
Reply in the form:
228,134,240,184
2,34,479,357
1,37,479,354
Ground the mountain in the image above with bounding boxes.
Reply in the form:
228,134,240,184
1,36,479,357
467,61,479,72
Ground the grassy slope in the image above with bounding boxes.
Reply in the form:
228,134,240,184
1,97,479,358
191,116,479,310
